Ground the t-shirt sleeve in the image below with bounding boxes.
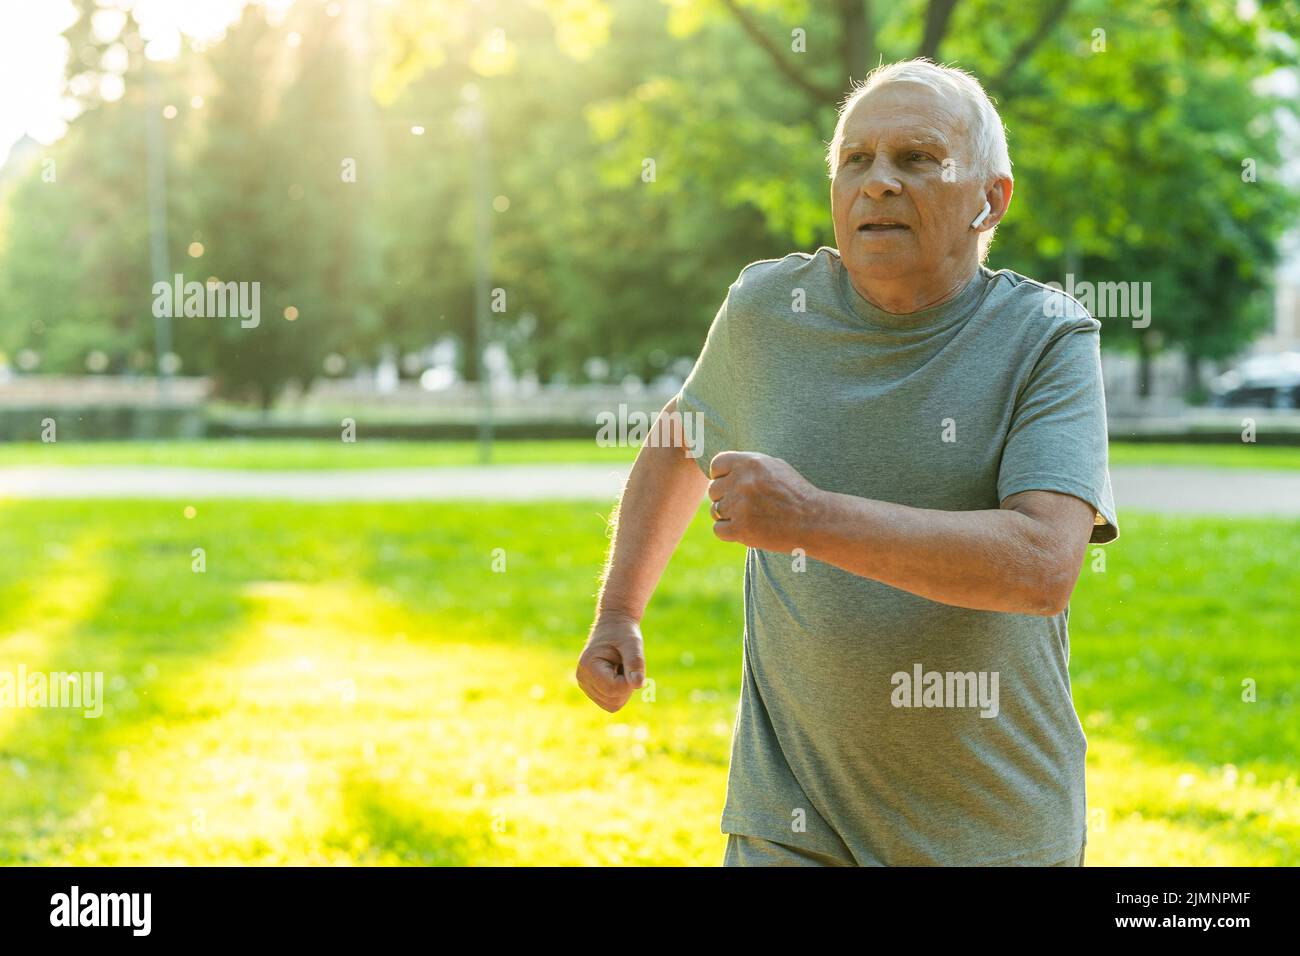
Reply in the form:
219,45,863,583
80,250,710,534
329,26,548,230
675,290,740,478
997,314,1120,544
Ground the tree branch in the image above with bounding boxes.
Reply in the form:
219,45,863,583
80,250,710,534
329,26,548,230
991,0,1073,92
717,0,842,106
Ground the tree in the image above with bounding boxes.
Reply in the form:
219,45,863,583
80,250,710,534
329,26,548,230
586,0,1300,395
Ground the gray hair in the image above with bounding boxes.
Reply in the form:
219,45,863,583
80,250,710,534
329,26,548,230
824,59,1013,186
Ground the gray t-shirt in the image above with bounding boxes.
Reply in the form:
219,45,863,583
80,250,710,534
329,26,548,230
675,245,1119,865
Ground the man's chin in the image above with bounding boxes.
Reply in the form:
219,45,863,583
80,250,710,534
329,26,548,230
841,249,918,280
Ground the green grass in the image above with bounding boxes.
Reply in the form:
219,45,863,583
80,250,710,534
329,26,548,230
0,439,638,470
1107,442,1300,471
0,499,1295,865
0,438,1298,471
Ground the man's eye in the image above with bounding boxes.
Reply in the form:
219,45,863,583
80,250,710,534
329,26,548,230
847,152,867,164
907,151,931,162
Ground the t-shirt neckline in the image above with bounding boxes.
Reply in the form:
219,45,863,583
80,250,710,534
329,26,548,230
826,246,991,331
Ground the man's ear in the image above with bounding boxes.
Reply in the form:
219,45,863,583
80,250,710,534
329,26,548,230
979,177,1013,231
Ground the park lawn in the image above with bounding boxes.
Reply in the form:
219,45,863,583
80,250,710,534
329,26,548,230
1106,442,1300,471
0,438,639,470
0,500,1295,865
1,438,1300,471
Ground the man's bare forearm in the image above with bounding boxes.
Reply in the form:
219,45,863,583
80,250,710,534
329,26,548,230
800,491,1085,616
595,399,710,622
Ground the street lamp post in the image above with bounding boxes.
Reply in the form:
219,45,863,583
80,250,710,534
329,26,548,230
457,84,493,464
146,59,173,403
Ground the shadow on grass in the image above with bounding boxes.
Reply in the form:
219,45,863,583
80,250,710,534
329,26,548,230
325,777,490,866
0,500,354,862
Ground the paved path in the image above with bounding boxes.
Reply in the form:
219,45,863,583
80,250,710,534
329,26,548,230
1108,466,1300,516
0,464,1297,515
0,464,633,502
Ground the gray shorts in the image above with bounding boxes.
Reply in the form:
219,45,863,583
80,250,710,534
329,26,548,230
723,834,1086,867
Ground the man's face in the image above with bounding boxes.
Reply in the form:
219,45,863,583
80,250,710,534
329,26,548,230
831,82,984,288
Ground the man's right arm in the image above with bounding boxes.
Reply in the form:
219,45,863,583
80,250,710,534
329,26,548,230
575,396,710,713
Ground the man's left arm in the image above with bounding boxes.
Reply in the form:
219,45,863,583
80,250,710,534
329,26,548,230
707,452,1096,617
809,482,1097,616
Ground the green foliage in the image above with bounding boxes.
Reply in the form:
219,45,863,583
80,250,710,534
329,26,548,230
0,90,159,372
0,0,1295,399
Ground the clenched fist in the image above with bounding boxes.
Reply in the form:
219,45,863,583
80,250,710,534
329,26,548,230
575,609,646,713
707,450,824,553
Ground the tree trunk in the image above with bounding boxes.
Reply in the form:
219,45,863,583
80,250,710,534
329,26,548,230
838,0,873,84
1184,350,1201,401
535,350,555,386
918,0,959,60
1136,333,1153,398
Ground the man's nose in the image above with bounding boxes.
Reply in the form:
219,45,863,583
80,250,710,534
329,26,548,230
862,158,902,199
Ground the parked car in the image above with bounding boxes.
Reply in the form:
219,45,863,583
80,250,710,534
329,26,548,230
1209,352,1300,408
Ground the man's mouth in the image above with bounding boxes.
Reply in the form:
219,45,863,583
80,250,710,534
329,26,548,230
858,220,910,232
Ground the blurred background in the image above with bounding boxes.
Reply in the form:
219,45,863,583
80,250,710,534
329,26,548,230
0,0,1297,866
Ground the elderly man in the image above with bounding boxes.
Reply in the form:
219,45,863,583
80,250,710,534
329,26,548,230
575,59,1118,867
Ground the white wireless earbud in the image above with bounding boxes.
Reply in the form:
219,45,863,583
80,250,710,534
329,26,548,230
970,200,992,229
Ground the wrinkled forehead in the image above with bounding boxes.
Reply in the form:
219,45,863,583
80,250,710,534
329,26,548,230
839,81,971,152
